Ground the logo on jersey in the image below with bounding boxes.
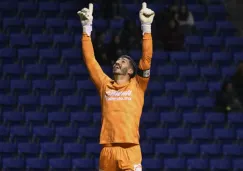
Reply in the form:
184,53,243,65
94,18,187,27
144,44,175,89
105,90,132,101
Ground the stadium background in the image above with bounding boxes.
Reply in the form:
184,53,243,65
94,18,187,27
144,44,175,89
0,0,243,170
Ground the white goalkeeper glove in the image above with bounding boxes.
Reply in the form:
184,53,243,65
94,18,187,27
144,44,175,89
139,2,155,35
77,3,93,36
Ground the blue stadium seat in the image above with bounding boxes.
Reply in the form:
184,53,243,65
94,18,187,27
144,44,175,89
200,144,221,156
10,34,30,48
208,5,227,20
18,95,39,111
2,158,25,169
33,126,54,142
46,18,65,33
32,80,53,95
165,82,185,95
86,143,101,156
157,65,177,80
25,64,46,79
25,112,47,126
18,48,38,64
32,34,53,48
39,49,60,64
3,17,23,33
3,64,23,79
178,144,199,156
185,36,202,51
183,112,204,127
10,126,31,142
72,158,94,169
214,128,235,140
187,158,209,170
146,128,168,140
191,128,212,141
152,96,173,110
160,112,181,126
0,2,17,17
174,97,195,110
225,37,243,52
142,159,163,170
63,96,83,112
204,112,225,127
216,21,236,36
3,111,25,126
24,18,45,33
179,65,199,80
63,143,85,158
0,126,10,141
48,112,69,127
203,36,222,51
140,112,160,126
233,159,243,170
195,21,215,36
10,79,31,95
49,158,71,169
164,158,185,169
140,143,154,155
61,48,81,65
47,64,67,79
210,159,231,170
0,48,17,64
155,144,176,156
170,52,190,64
190,52,211,65
39,2,59,17
26,158,48,169
40,143,62,158
223,144,243,156
53,35,73,48
18,143,39,157
40,96,62,112
212,52,231,65
186,81,207,96
0,142,17,157
56,127,77,142
0,80,9,94
55,80,75,95
18,2,38,18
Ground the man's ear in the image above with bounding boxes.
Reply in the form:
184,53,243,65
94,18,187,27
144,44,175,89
128,68,134,76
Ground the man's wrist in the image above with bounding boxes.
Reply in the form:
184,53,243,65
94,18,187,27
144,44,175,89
141,23,151,35
83,25,92,36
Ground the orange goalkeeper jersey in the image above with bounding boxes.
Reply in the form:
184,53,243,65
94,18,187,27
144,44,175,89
81,33,153,144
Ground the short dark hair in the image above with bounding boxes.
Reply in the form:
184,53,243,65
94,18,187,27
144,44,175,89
119,55,137,78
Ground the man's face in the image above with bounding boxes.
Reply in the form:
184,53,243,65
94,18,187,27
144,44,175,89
113,57,133,76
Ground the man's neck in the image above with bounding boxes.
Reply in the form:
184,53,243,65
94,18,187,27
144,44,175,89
114,75,130,85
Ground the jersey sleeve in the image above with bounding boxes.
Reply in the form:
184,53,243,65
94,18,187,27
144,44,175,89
136,33,153,91
81,33,109,92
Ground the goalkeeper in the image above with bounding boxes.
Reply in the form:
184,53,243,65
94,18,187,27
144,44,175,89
78,2,154,171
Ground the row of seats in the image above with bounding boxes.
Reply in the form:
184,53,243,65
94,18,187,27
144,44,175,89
0,79,221,93
0,142,242,157
2,33,243,48
0,157,242,170
2,111,243,125
0,94,216,108
1,125,242,141
0,64,235,79
0,18,236,34
1,48,243,64
0,2,226,18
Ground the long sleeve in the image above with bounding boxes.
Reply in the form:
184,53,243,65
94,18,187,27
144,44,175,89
82,33,109,92
136,33,153,91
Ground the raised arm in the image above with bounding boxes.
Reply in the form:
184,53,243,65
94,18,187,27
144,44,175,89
136,2,154,91
78,4,108,91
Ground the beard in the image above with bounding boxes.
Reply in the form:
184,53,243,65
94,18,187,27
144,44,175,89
113,66,128,75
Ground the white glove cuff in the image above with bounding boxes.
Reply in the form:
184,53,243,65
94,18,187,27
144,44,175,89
83,25,92,36
141,23,151,35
